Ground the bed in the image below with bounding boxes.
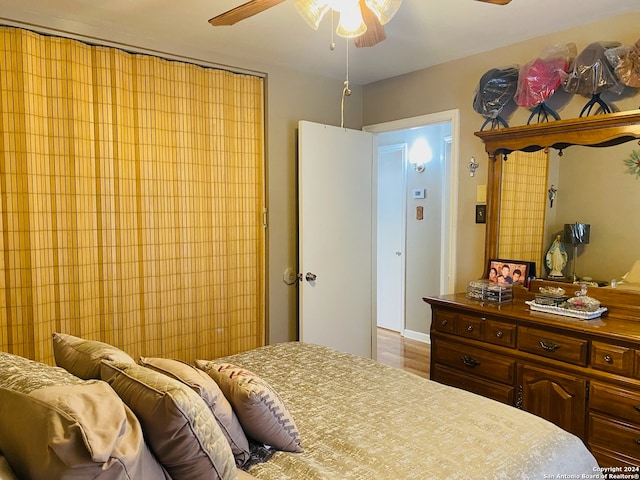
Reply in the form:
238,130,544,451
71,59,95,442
218,342,598,479
0,339,598,479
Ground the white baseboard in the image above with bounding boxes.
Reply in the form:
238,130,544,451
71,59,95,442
401,329,431,344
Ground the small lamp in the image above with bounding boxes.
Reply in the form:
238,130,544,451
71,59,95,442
564,222,590,282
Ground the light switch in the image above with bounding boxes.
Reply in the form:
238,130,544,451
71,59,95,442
416,206,423,220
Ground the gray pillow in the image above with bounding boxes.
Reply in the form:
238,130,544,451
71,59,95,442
101,361,237,480
139,356,250,466
195,360,303,453
52,332,135,379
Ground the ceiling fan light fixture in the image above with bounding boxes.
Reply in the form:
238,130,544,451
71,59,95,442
363,0,402,25
335,0,367,38
295,0,330,30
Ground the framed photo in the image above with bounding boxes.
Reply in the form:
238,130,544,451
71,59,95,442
475,204,486,224
487,258,536,286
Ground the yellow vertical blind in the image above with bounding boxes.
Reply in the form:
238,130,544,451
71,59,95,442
0,27,265,364
498,150,548,267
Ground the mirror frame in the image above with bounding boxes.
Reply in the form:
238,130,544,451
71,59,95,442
475,109,640,270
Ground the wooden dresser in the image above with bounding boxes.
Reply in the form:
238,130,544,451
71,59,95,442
424,281,640,467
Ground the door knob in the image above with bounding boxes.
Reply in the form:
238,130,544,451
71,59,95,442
305,272,317,282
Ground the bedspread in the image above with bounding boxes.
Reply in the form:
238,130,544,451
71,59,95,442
218,342,598,480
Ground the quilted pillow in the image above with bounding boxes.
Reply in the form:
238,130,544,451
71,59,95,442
139,356,250,466
195,360,303,453
52,332,135,379
101,361,237,480
0,382,167,480
0,351,82,393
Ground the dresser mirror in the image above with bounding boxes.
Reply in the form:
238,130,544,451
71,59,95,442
475,110,640,285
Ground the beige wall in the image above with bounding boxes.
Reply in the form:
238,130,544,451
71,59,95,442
361,13,640,310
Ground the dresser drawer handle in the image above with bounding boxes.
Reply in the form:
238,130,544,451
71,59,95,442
603,354,613,363
496,331,504,339
635,439,640,446
441,319,448,327
467,325,474,332
634,406,640,413
539,340,560,352
461,356,481,368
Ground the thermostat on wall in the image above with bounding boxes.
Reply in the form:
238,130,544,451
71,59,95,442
412,188,425,199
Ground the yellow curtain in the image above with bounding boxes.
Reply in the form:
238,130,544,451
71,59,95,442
0,27,265,364
498,150,548,268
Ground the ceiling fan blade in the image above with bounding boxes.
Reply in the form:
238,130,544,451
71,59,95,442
474,0,512,5
354,0,386,48
209,0,287,26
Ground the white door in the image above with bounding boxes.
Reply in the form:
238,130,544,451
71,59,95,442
376,144,406,332
298,121,374,358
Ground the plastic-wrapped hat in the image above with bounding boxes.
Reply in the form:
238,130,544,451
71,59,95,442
605,38,640,88
515,43,576,124
562,41,623,116
473,66,519,130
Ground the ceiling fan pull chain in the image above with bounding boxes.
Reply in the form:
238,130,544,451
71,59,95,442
341,39,351,128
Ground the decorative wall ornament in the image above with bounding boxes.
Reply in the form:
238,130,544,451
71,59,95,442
623,150,640,178
548,185,557,207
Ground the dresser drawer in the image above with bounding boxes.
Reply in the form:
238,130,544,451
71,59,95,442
483,319,516,348
589,413,640,462
633,351,640,380
433,339,515,384
518,327,588,366
433,310,457,334
590,381,640,424
590,445,640,469
457,314,482,340
457,313,517,348
591,341,634,376
432,365,514,405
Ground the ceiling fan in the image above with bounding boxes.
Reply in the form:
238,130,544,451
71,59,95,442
209,0,512,48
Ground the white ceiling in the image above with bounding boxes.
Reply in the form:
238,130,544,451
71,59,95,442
1,0,638,85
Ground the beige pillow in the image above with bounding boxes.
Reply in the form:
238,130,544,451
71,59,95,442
195,360,303,453
0,456,18,480
139,356,250,466
52,332,135,379
0,383,168,480
101,361,237,480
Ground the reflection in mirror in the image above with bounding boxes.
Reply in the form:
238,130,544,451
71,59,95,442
544,143,639,284
498,144,640,285
498,150,548,269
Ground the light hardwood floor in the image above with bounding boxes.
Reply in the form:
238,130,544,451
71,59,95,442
376,328,430,379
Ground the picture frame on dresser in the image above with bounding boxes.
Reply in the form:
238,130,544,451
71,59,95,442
487,258,536,287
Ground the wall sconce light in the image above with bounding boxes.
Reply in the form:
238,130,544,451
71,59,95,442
469,157,479,177
409,138,432,173
411,161,425,173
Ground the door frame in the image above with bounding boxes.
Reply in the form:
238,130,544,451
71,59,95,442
364,110,459,340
